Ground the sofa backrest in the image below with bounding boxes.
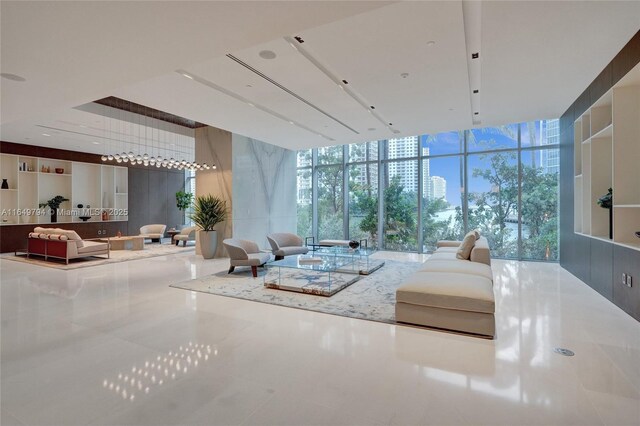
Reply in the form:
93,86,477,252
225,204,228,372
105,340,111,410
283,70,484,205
140,224,167,235
267,233,302,251
470,237,491,266
179,226,196,238
223,238,259,259
33,227,84,248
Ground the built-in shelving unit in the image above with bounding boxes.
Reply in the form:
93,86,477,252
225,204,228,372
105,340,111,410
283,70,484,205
574,61,640,251
0,154,128,225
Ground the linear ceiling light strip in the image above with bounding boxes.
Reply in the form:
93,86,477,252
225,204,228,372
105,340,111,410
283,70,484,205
225,53,359,135
462,0,482,126
175,69,334,141
283,36,400,135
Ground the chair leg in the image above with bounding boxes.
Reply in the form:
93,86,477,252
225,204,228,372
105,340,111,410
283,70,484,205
251,265,258,277
175,240,179,246
228,266,235,274
183,241,186,247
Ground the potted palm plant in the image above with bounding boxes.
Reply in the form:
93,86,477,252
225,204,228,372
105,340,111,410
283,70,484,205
189,195,227,259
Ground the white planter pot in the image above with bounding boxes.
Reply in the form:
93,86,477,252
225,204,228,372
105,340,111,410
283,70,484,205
198,230,218,259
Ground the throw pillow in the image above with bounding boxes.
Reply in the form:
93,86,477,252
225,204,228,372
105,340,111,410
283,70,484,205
456,231,477,260
473,229,481,240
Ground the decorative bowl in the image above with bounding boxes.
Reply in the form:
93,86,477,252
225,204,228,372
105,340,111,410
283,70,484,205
55,168,64,174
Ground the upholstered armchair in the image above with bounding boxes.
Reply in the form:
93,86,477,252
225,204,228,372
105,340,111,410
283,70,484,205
173,226,196,246
223,238,271,277
266,233,309,260
139,224,167,243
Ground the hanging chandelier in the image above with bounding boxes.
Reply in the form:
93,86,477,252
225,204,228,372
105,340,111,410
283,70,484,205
99,99,215,172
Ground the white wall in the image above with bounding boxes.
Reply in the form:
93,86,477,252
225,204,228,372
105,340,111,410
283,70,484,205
232,134,296,249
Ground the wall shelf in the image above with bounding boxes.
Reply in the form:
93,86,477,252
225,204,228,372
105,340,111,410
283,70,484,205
574,61,640,252
0,153,128,226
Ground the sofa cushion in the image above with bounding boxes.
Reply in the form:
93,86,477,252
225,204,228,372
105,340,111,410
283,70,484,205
456,231,477,260
34,227,83,247
436,247,458,254
396,272,494,314
470,237,491,266
77,241,109,254
419,260,494,281
428,252,458,261
318,239,350,247
231,252,270,267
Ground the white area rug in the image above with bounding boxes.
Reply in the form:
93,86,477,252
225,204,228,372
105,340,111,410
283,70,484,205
171,259,422,324
3,242,195,270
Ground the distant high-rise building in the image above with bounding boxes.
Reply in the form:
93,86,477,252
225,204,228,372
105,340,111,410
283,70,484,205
387,136,420,194
297,172,312,205
540,119,560,174
429,176,447,201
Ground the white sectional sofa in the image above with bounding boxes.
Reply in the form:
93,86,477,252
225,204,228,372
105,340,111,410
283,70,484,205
395,236,496,338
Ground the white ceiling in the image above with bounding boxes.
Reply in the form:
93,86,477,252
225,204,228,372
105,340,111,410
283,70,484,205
1,1,639,154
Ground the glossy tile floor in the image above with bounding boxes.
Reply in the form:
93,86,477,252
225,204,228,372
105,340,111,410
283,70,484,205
1,251,639,426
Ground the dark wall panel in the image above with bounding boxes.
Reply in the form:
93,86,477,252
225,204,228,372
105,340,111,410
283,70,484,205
128,168,149,235
559,30,640,321
590,239,614,301
166,171,185,229
148,170,168,226
128,168,184,234
612,33,640,84
612,245,640,320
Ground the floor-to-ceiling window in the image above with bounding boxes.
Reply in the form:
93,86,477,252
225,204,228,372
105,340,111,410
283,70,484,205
347,142,379,248
296,149,312,238
296,119,560,260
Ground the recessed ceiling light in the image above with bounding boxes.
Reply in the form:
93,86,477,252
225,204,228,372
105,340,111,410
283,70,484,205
474,112,479,115
42,133,51,137
426,41,436,47
473,89,479,94
471,52,479,59
92,142,101,145
259,50,276,60
181,73,194,80
400,73,409,79
1,73,26,82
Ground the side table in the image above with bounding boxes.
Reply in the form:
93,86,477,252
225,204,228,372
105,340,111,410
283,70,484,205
167,230,180,245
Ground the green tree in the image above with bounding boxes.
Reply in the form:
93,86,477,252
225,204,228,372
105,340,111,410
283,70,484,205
468,150,558,259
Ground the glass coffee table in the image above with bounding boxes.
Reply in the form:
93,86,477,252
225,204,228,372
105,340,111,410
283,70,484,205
313,246,385,275
264,255,359,297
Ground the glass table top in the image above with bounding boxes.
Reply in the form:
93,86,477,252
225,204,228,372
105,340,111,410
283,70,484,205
266,255,353,272
313,246,377,257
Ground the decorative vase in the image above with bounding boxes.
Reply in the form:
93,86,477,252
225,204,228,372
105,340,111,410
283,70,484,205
51,209,57,223
348,240,360,249
1,179,8,189
609,208,613,240
198,230,218,259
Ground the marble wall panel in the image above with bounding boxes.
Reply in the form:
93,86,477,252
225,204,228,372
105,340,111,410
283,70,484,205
232,134,296,249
